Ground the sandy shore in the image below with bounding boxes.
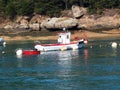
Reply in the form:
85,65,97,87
1,29,120,41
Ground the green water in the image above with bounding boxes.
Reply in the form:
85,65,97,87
0,39,120,90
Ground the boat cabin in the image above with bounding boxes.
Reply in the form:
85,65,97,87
57,32,71,44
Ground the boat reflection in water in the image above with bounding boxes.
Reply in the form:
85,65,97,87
83,49,89,64
38,49,89,66
16,48,90,78
39,49,80,61
37,50,80,76
16,48,89,66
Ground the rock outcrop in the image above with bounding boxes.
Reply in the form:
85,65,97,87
41,17,78,29
15,16,29,29
72,5,87,18
78,14,120,30
1,7,120,31
29,23,40,31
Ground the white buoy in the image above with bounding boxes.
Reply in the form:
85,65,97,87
16,49,23,56
111,42,117,48
2,51,5,54
3,42,6,47
90,46,92,48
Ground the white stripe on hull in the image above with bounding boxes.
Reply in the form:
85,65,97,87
35,42,84,52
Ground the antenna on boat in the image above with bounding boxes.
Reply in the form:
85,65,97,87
63,28,66,31
63,28,68,32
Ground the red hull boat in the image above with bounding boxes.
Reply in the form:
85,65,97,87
23,50,40,55
16,49,40,56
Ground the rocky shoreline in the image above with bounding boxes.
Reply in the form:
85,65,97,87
0,6,119,31
0,6,120,42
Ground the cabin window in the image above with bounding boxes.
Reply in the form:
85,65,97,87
67,35,69,39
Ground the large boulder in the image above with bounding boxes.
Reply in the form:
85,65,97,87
41,17,78,29
29,14,49,30
29,23,40,31
78,15,120,30
72,5,87,18
15,16,29,29
19,19,29,29
30,14,48,24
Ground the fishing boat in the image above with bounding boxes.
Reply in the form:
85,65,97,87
34,28,87,52
16,49,40,56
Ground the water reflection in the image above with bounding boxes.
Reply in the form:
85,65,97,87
83,49,89,64
16,54,23,59
39,50,80,60
16,48,90,68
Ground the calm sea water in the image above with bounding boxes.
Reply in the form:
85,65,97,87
0,39,120,90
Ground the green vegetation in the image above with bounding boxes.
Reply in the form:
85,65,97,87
0,0,119,19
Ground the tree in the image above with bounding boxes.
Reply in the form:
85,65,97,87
34,0,62,17
0,0,119,19
0,0,6,15
5,2,16,19
15,0,34,16
63,0,69,9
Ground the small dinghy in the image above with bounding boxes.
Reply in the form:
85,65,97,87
16,49,40,56
23,50,40,55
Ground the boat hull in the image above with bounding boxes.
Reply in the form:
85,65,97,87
34,40,84,51
23,50,40,55
16,49,40,56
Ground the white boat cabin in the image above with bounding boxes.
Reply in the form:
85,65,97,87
57,32,71,44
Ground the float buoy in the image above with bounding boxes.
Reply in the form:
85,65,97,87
111,42,117,48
